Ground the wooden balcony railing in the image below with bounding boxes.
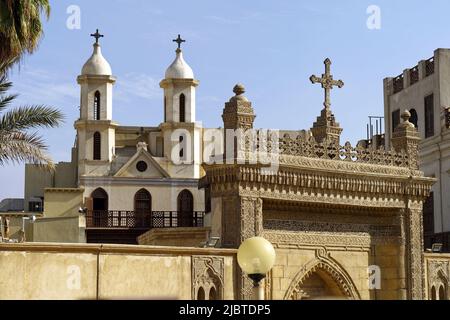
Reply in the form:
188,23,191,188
86,210,205,229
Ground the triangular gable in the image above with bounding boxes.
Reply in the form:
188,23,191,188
114,148,169,178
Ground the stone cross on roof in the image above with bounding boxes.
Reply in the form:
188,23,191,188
310,58,344,110
173,34,186,50
90,29,104,44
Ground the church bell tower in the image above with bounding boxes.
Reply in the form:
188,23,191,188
159,35,202,178
75,30,118,177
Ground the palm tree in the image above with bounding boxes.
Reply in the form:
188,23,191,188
0,0,51,63
0,61,63,169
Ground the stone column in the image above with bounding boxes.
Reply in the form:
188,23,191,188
404,202,425,300
397,209,408,300
391,110,424,299
221,195,263,299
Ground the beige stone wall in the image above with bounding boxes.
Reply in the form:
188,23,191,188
0,243,236,300
30,189,85,243
138,227,210,247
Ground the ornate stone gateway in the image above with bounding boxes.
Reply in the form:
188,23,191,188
202,60,435,300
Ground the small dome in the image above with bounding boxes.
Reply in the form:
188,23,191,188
165,49,194,79
81,43,112,76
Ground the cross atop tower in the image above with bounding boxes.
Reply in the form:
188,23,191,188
173,34,186,50
90,29,104,44
310,58,344,110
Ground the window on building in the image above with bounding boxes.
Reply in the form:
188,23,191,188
164,96,167,122
28,200,43,212
425,94,435,138
179,93,186,123
93,132,101,160
94,91,101,121
409,109,418,128
179,135,185,160
392,109,400,133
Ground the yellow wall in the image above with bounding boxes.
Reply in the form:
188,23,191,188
30,189,85,243
0,243,236,300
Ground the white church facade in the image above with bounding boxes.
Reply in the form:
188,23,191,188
23,33,208,244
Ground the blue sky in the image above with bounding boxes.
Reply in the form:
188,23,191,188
1,0,450,199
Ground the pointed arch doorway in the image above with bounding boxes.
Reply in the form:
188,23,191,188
177,190,194,227
285,255,360,300
134,189,152,228
91,188,108,227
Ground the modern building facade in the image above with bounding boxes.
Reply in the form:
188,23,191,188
384,49,450,251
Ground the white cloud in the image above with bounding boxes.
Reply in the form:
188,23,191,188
115,72,161,102
9,68,78,108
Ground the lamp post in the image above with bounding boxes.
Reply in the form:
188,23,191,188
237,237,276,300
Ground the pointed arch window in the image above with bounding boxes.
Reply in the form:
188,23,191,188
93,132,101,160
179,93,186,123
94,91,101,120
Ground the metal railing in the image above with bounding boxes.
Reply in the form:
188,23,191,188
86,210,205,229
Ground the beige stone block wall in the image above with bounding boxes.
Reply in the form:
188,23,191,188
137,227,210,247
99,254,192,299
0,243,236,300
373,244,403,300
0,251,97,300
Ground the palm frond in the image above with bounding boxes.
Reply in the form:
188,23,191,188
0,105,64,131
0,0,51,65
0,130,55,170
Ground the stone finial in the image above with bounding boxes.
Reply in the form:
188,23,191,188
233,84,245,96
391,109,421,169
222,84,255,130
400,110,415,128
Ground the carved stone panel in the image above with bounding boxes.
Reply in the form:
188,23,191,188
192,256,225,300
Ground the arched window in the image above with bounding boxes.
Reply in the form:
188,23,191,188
409,108,418,128
179,135,185,160
439,285,446,301
164,96,167,122
134,189,152,228
91,188,108,227
93,132,101,160
94,91,101,120
197,287,205,300
177,189,194,227
431,286,437,300
179,93,186,123
209,287,217,300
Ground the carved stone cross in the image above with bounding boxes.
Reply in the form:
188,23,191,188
90,29,104,44
310,58,344,109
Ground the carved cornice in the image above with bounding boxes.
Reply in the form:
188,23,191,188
204,163,435,201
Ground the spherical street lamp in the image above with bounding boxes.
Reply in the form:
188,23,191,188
237,237,276,300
